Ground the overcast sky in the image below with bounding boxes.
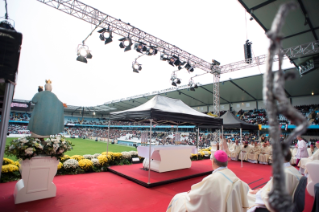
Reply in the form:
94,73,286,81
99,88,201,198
0,0,293,107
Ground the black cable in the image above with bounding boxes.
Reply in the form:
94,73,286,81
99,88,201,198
4,0,8,20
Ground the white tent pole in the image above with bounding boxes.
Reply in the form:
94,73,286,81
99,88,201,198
148,119,153,184
240,128,243,168
107,120,110,155
197,127,199,149
176,123,178,144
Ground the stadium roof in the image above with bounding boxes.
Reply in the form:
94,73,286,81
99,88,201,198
238,0,319,66
61,67,318,116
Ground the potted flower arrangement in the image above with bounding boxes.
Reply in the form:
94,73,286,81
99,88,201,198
5,136,73,204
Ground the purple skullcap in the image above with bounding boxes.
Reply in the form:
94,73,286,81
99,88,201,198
213,150,228,163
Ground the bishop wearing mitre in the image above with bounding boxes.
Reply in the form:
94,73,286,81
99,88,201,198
298,141,319,174
28,80,67,137
167,150,249,212
247,145,302,212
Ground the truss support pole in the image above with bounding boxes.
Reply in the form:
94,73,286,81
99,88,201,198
148,119,153,184
240,128,243,168
212,74,220,117
0,83,14,179
107,120,110,155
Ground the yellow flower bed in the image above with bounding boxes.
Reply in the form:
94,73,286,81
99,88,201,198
60,155,71,162
198,151,205,156
113,153,122,160
70,155,84,161
14,161,20,168
2,158,14,165
101,151,113,156
190,153,198,159
2,164,19,173
57,162,63,170
97,155,108,166
78,159,93,171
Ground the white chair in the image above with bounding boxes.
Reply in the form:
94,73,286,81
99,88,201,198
306,160,319,197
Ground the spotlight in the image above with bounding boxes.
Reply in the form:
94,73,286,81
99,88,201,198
76,44,92,63
132,61,142,73
188,80,198,91
134,42,147,53
119,37,132,52
168,56,181,67
212,59,220,66
184,62,195,72
146,46,158,56
98,28,113,44
160,53,169,61
170,73,181,87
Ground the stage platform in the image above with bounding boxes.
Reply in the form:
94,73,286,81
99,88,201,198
108,159,213,188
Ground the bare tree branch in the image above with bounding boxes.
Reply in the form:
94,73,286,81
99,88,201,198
263,2,309,211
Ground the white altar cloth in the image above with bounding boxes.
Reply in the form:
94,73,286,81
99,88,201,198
138,145,197,173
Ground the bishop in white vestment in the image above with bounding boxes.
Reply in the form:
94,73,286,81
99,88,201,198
167,150,249,212
247,150,302,212
238,141,250,161
229,140,241,161
298,141,319,174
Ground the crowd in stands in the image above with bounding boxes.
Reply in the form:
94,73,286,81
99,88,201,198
6,104,319,127
8,124,30,134
9,112,31,121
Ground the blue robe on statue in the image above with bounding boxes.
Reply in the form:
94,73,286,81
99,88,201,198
28,91,64,136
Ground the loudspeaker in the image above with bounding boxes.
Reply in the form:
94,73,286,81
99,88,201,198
244,40,252,64
0,23,23,83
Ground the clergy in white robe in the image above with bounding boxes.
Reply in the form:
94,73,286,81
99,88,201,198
295,136,308,166
298,141,319,174
258,143,271,165
290,147,298,165
238,141,250,161
247,142,261,164
167,150,249,212
247,150,302,212
267,145,273,164
229,140,241,161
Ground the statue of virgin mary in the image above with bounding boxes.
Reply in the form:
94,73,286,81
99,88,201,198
28,80,65,137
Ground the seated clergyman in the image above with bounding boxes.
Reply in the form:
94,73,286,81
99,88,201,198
247,141,261,164
238,141,250,161
247,146,302,212
229,140,241,161
166,150,249,212
298,141,319,174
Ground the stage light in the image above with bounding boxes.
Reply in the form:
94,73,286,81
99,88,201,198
170,72,181,87
76,44,92,63
160,53,169,61
188,79,198,91
146,46,158,56
134,42,147,53
119,37,132,52
312,92,314,95
98,28,113,44
132,61,142,73
93,112,96,116
185,62,194,72
212,59,220,66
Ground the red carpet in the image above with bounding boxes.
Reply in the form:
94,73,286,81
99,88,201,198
0,160,315,212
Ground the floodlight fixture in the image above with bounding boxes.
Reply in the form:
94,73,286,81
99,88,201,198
170,72,181,87
119,37,133,52
212,59,220,66
168,55,182,67
188,79,198,91
160,53,169,61
76,44,92,63
134,42,147,53
132,61,142,73
98,27,113,44
146,46,158,56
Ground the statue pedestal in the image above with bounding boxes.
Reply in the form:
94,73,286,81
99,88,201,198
14,156,59,204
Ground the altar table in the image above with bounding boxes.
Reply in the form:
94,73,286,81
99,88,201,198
137,145,197,173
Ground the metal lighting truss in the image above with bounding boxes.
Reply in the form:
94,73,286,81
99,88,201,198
37,0,221,115
219,40,319,74
36,0,318,116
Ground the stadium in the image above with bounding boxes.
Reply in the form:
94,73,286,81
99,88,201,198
0,0,319,211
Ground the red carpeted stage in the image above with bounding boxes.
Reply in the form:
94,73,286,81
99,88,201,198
108,159,213,187
0,160,315,212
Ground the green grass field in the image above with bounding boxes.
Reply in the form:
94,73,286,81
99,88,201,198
4,137,136,161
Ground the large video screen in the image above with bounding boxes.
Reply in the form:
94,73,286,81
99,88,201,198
11,101,30,111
